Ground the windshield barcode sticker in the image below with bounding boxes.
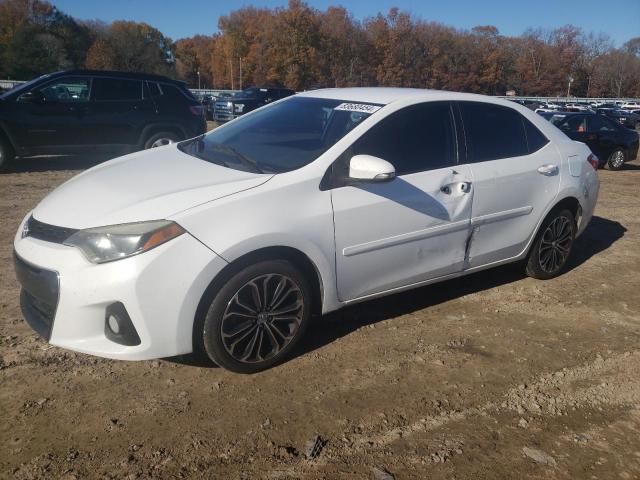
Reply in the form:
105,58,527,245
334,103,381,114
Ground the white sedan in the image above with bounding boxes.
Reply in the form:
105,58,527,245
14,88,600,373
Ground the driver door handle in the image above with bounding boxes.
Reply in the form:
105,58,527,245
537,164,559,176
440,182,472,194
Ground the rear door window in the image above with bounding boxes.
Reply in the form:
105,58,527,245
92,78,142,101
460,102,529,161
144,81,162,98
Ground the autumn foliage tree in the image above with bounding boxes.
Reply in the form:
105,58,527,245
1,0,639,97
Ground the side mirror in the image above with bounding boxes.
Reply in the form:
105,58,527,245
349,154,396,182
18,91,45,104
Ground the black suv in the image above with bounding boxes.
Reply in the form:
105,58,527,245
0,70,207,171
213,87,295,122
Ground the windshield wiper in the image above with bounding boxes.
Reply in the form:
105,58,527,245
211,143,264,174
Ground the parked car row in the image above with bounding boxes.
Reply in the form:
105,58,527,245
194,88,297,122
212,87,295,123
527,101,640,131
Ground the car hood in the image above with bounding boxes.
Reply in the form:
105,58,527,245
32,145,273,229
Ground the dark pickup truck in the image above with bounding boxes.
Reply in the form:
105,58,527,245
213,87,295,122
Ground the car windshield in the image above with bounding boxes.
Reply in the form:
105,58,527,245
0,74,51,99
179,96,381,173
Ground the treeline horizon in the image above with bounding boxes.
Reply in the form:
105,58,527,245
1,0,639,98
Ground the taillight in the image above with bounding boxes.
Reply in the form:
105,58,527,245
587,153,599,170
189,105,205,117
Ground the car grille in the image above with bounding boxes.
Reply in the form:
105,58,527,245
24,216,77,244
214,101,234,122
14,252,59,341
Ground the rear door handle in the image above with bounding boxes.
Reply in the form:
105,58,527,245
537,164,558,176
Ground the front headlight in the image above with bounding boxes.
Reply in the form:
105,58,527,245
64,220,185,264
234,103,245,113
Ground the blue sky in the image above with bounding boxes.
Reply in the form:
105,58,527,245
52,0,639,45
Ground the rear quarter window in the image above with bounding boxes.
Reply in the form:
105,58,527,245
522,118,549,153
159,84,189,103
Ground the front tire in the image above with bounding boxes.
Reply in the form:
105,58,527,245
605,148,625,170
525,209,576,280
201,260,312,373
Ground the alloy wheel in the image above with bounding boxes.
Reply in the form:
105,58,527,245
538,216,573,273
609,150,625,169
220,274,304,364
150,138,174,148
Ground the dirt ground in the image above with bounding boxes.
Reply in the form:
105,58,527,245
1,154,639,480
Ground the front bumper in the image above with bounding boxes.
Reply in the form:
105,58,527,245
13,218,227,360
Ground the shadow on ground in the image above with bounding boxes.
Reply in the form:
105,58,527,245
169,215,626,370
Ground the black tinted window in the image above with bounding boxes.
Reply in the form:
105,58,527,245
351,102,456,175
160,84,187,103
39,77,90,102
461,102,528,161
93,78,142,101
523,118,549,153
588,115,616,132
144,81,162,98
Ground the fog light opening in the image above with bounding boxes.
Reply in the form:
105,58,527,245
107,315,120,335
104,302,141,346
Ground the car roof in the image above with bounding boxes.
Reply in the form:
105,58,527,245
297,87,525,107
48,69,184,85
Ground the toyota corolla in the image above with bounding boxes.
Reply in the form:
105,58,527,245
14,88,599,373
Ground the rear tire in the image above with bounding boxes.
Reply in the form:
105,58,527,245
605,148,625,170
144,131,181,149
525,209,576,280
0,136,15,173
200,260,312,374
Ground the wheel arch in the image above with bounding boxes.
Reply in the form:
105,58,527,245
0,124,16,151
524,195,581,258
192,245,324,354
550,196,581,223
